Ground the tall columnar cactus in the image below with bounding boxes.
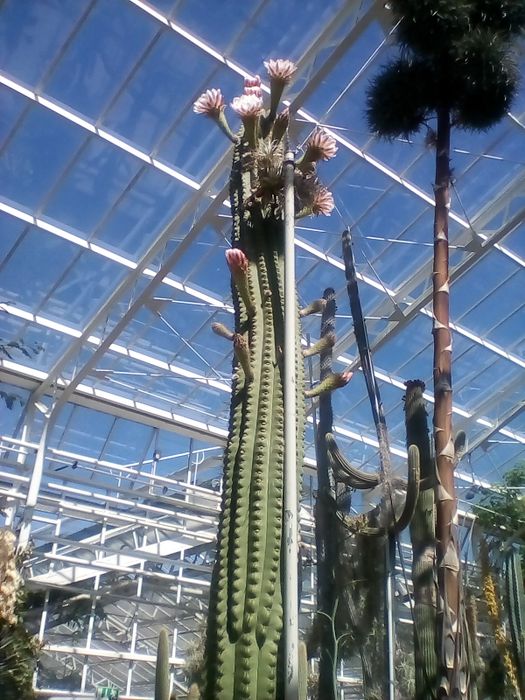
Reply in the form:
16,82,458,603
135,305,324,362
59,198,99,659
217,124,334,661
194,61,338,700
155,630,170,700
504,548,525,696
403,380,439,700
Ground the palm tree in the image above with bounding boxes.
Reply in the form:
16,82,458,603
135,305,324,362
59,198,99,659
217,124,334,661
366,2,524,697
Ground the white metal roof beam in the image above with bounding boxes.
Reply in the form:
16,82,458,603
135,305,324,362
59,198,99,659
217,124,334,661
2,361,523,481
331,202,525,369
2,195,522,383
2,302,524,442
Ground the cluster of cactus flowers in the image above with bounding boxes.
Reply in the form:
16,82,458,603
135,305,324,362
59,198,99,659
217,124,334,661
193,60,347,700
193,60,337,220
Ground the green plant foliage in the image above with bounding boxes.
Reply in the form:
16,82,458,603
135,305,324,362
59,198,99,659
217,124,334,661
0,540,40,700
451,29,518,129
471,0,525,37
473,463,525,537
366,58,433,138
0,618,40,700
390,0,472,54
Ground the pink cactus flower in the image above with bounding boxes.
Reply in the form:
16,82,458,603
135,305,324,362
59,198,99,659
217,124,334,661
336,369,354,387
244,75,262,88
304,129,338,162
264,59,297,84
244,75,263,98
193,88,225,117
312,187,335,216
244,86,263,98
225,248,249,273
231,94,263,118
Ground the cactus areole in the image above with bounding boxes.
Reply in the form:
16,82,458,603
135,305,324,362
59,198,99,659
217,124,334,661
195,63,337,699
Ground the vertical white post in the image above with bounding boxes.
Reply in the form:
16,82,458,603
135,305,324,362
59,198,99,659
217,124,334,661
385,533,396,700
18,417,51,548
283,149,299,700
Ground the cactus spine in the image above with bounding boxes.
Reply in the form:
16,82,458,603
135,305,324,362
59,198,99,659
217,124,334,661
195,63,337,700
155,630,170,700
404,380,439,700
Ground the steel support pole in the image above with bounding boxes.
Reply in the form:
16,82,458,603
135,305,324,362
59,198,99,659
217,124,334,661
385,532,396,700
283,150,299,700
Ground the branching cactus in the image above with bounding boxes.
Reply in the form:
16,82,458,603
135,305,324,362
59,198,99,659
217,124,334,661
194,61,338,700
155,630,170,700
327,232,421,537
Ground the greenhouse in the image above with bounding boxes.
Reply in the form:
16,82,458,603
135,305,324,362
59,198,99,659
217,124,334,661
0,1,524,699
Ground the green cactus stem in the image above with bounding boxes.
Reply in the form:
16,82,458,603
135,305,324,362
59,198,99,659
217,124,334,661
304,370,353,398
333,445,420,536
299,298,327,318
505,548,525,697
155,630,171,700
302,331,335,358
403,379,439,700
325,432,380,490
197,61,338,700
232,333,253,383
211,322,235,341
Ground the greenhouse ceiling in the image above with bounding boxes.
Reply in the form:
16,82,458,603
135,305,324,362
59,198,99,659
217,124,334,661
0,0,524,498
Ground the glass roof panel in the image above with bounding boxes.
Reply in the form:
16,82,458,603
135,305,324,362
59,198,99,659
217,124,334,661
0,102,86,209
0,310,71,371
43,136,144,234
102,31,223,152
44,1,160,120
0,226,80,311
0,0,89,86
0,85,28,144
80,166,194,259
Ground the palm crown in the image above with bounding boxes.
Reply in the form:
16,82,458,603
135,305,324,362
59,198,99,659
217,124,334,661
367,0,525,137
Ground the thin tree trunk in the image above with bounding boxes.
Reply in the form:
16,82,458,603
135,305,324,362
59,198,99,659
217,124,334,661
433,107,463,698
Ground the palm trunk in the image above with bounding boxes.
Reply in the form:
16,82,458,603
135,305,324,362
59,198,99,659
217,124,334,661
433,107,463,698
